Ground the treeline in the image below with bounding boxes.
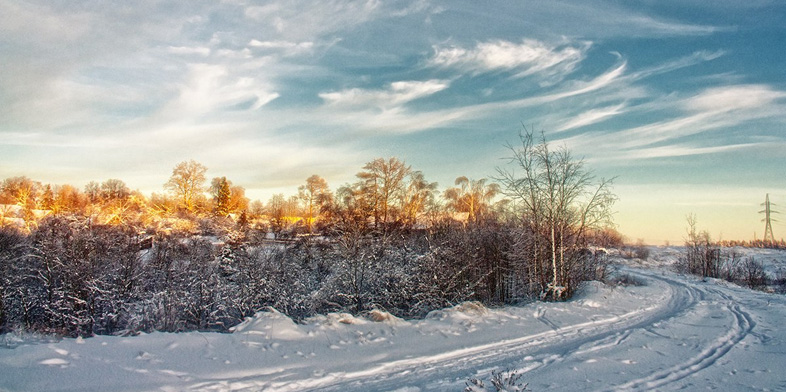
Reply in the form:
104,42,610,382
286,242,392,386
0,130,622,337
0,158,504,237
715,239,786,250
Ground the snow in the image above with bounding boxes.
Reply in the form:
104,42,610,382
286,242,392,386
2,248,786,391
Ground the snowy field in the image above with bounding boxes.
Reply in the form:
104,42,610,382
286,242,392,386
2,248,786,391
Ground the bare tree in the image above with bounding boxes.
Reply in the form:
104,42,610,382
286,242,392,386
398,171,437,229
266,194,300,238
298,175,333,233
496,129,616,300
165,160,207,213
682,214,721,278
228,185,249,214
100,179,130,201
444,177,501,225
356,157,411,231
1,177,40,210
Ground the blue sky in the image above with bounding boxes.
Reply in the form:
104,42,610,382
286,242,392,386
1,0,785,243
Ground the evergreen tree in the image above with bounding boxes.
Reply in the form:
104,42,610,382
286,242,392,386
211,177,232,217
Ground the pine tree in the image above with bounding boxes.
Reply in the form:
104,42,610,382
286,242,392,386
211,177,232,217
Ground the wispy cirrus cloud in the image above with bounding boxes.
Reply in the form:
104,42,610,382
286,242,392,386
519,0,727,38
561,84,786,162
314,80,465,134
319,80,450,110
615,84,786,150
162,63,280,117
310,57,631,136
604,142,759,161
544,50,728,135
429,39,590,80
248,39,315,56
166,46,211,56
554,103,627,132
627,50,726,80
686,84,786,112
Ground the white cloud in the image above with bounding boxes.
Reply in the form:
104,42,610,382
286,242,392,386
249,39,314,50
491,61,629,110
167,46,211,56
154,63,279,124
610,143,758,160
558,83,786,162
313,80,463,134
311,59,631,136
628,50,726,80
520,1,726,38
555,103,627,132
430,39,589,79
686,84,786,112
319,80,450,109
613,84,785,149
621,14,724,36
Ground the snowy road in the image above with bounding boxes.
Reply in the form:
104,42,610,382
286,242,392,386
263,269,779,391
2,265,785,391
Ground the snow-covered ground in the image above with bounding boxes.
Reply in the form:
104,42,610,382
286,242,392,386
2,248,786,391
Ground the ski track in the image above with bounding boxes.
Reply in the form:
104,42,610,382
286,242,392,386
182,267,759,392
604,276,755,392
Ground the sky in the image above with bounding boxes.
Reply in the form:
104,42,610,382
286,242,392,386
1,0,785,244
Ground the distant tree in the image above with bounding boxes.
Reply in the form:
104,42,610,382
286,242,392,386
165,160,207,213
0,226,29,333
682,215,721,278
84,181,101,204
266,194,300,238
100,179,130,201
402,171,438,228
248,200,265,219
210,177,232,216
39,184,55,210
356,157,411,230
1,177,40,209
298,175,333,233
54,184,85,214
444,177,501,225
331,184,371,236
738,256,767,289
228,185,249,214
236,210,249,231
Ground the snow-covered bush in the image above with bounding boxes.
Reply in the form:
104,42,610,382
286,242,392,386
466,370,528,392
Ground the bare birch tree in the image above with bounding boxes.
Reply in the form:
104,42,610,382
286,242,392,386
165,160,207,213
497,129,616,300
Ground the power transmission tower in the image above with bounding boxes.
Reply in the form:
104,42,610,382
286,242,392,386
760,193,778,243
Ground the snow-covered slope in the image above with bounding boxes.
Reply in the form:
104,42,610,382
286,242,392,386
2,250,785,391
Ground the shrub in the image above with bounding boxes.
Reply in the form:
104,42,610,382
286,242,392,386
466,369,528,392
737,256,767,289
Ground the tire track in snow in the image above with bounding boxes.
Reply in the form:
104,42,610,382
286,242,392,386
606,280,755,392
259,269,706,392
184,269,746,392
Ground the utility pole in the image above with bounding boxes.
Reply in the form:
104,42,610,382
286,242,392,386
760,193,778,243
